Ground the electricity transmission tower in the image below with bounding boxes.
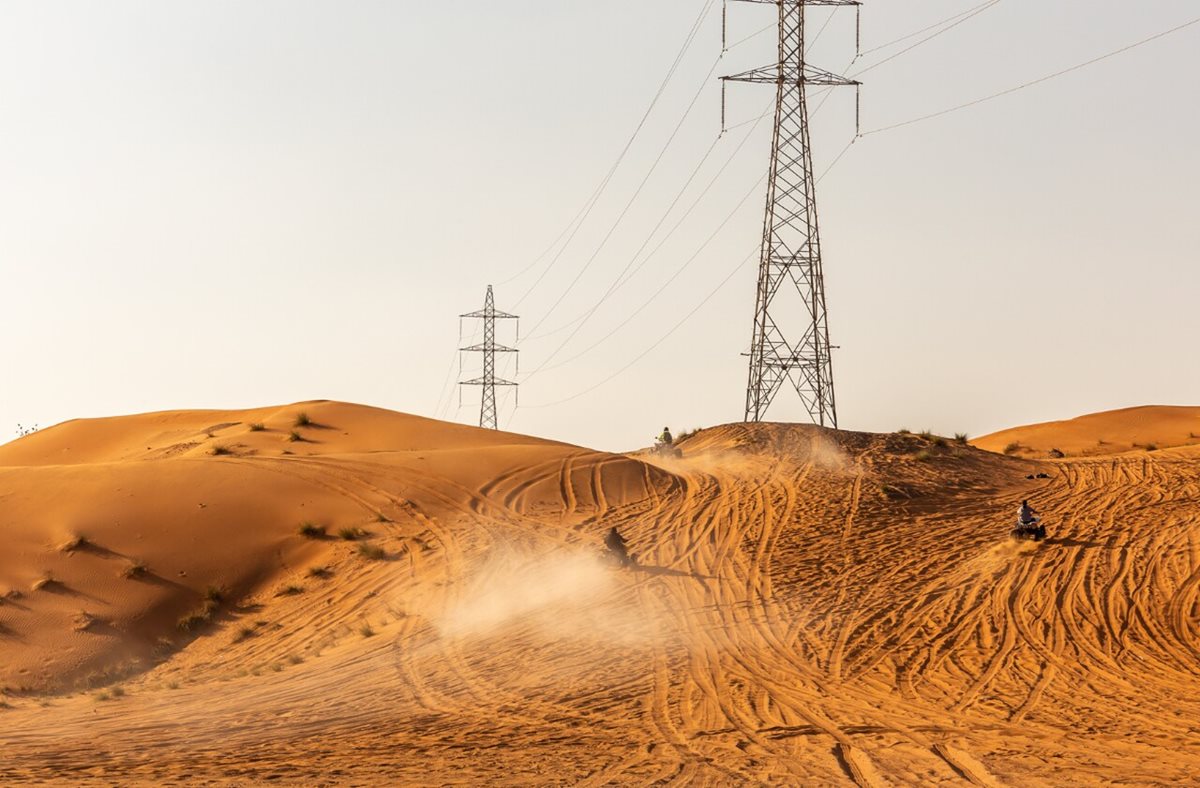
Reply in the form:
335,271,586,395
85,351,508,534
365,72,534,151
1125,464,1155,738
723,0,860,428
459,285,519,430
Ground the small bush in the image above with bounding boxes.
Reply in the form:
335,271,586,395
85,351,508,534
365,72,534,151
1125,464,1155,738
1145,443,1158,452
356,543,387,561
918,430,933,440
276,584,303,596
111,686,125,698
166,680,180,690
60,535,88,553
1049,448,1066,458
233,625,255,643
248,423,266,432
914,449,933,462
1003,442,1021,455
177,601,218,633
287,654,304,665
897,428,911,435
954,433,969,444
299,522,326,539
121,560,149,580
204,585,226,604
931,436,947,448
307,566,332,579
359,623,376,638
338,527,367,541
210,445,233,456
287,430,304,443
294,412,311,427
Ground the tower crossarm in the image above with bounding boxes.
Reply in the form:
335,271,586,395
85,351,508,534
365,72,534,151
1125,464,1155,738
731,0,859,6
459,343,518,353
722,64,858,87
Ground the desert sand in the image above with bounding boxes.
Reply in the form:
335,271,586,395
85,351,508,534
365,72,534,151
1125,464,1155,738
2,400,1199,785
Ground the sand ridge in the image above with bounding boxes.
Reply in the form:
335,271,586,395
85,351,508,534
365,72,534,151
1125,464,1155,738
2,402,1199,784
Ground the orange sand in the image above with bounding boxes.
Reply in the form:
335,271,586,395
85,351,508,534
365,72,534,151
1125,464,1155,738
2,401,1199,785
973,404,1200,457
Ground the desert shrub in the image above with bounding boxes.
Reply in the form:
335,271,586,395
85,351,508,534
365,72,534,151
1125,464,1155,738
359,623,375,638
1049,448,1066,458
60,534,88,553
307,566,332,579
931,436,947,448
287,430,304,443
897,428,911,435
177,602,218,633
248,423,266,432
210,445,233,456
294,412,311,427
675,427,701,442
954,433,969,444
299,522,326,539
338,527,367,541
356,543,387,561
276,585,303,596
233,625,255,643
111,686,125,698
166,681,180,690
1145,443,1158,452
1003,442,1021,455
914,449,933,462
918,430,933,440
204,585,226,603
287,654,304,665
121,560,149,580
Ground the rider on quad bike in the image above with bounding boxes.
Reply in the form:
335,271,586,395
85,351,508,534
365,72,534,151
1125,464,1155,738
653,427,682,459
604,526,635,568
1012,500,1047,541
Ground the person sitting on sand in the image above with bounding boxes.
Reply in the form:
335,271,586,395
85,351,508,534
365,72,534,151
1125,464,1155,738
657,427,673,445
1018,500,1039,526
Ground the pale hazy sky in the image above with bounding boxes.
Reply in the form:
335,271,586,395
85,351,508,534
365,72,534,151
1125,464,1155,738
2,1,1197,451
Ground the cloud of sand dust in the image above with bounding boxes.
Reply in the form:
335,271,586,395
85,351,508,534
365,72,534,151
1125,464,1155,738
433,549,630,640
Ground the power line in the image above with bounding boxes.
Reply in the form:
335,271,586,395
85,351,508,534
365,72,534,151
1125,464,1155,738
859,0,1001,57
861,14,1200,137
851,0,1001,78
508,0,718,306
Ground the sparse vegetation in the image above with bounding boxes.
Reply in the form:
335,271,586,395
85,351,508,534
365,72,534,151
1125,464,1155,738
204,585,226,604
210,445,233,456
918,430,933,440
276,584,303,596
270,662,283,672
166,680,180,690
897,428,911,435
954,433,969,444
121,560,149,580
930,436,947,448
1049,448,1066,458
1003,442,1021,455
233,625,256,642
177,601,219,633
60,534,88,553
375,513,390,523
338,527,368,541
359,622,376,638
675,427,701,442
32,574,59,591
287,430,304,443
914,449,933,462
294,412,312,427
356,543,387,561
248,423,266,432
1145,443,1158,452
299,522,326,539
307,566,332,579
288,654,304,665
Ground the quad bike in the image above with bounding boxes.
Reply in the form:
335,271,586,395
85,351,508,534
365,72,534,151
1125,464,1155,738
601,545,637,569
1011,518,1047,542
652,440,682,460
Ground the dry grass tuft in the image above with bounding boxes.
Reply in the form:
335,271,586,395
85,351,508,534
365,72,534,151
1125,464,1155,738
276,584,304,596
248,423,266,432
210,445,233,456
356,543,387,561
307,566,333,579
1003,442,1021,455
287,430,305,443
294,412,312,427
121,560,149,580
338,527,368,541
954,433,969,444
359,622,376,638
299,522,326,539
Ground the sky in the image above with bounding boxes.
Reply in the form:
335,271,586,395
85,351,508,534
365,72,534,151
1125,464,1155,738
1,0,1197,452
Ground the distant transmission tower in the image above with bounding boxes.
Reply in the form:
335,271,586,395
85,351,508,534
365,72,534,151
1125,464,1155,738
459,285,519,430
723,0,860,427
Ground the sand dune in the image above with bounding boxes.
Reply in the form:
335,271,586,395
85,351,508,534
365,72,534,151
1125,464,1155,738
973,404,1200,457
2,402,1199,784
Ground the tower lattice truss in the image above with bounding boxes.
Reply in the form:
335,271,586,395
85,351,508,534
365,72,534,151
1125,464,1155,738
459,285,518,430
725,0,859,427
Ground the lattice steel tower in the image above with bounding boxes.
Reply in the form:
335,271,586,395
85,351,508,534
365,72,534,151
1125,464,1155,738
459,285,518,430
723,0,859,427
